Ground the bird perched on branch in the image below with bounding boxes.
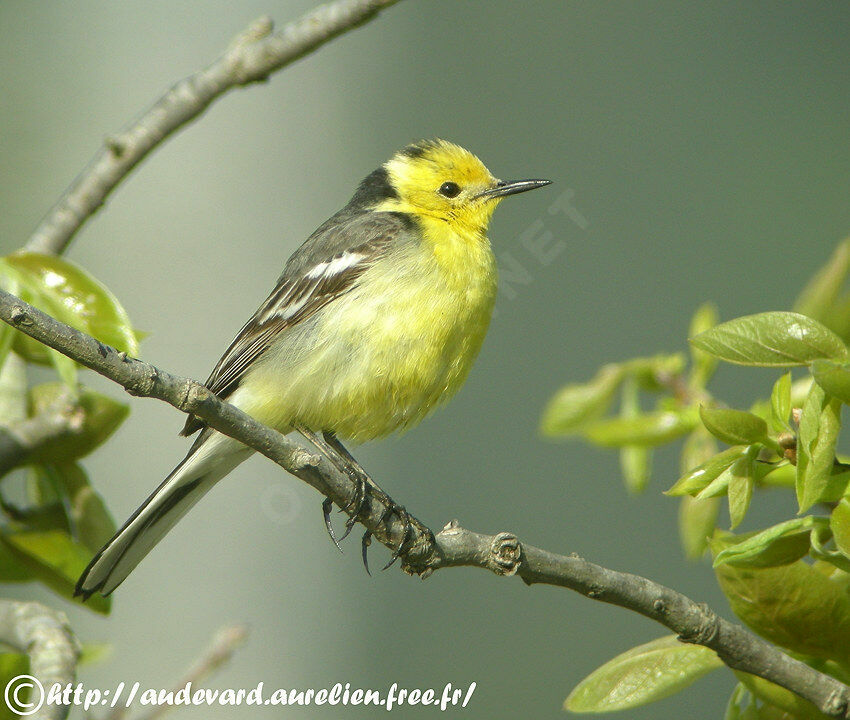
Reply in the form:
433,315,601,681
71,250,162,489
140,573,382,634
75,139,550,598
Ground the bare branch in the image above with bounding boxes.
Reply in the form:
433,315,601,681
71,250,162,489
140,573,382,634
0,600,80,720
24,0,401,256
1,290,849,718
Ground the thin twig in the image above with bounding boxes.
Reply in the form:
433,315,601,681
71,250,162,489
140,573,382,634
1,290,849,719
105,625,247,720
24,0,400,256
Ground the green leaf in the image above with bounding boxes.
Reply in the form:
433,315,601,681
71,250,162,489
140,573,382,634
696,450,756,501
540,365,624,436
735,672,833,720
832,498,850,558
713,517,822,568
699,406,769,447
0,529,110,614
28,383,129,463
768,372,792,433
794,239,850,328
812,359,850,404
583,408,699,447
49,463,116,552
727,455,755,529
725,684,757,720
618,376,651,493
678,495,721,560
690,312,848,367
667,445,748,496
688,302,719,389
0,653,30,720
796,382,842,512
79,643,112,666
564,635,722,713
3,252,138,355
0,542,33,583
711,533,850,664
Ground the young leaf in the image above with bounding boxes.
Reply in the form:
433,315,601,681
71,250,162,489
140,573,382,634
679,495,720,560
713,517,822,568
667,445,748,497
699,406,768,446
0,529,110,614
3,253,139,355
43,463,117,552
724,684,756,720
28,383,129,463
583,408,698,447
618,376,651,493
711,534,850,664
727,455,755,529
812,359,850,404
564,635,722,713
796,382,842,512
688,302,719,389
734,671,833,720
832,498,850,558
794,239,850,328
768,372,792,433
690,312,848,367
0,653,30,720
540,365,623,435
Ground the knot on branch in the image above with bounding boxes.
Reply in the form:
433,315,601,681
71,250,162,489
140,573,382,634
823,689,849,717
9,306,33,327
488,532,522,576
125,364,158,397
184,382,212,412
678,602,720,646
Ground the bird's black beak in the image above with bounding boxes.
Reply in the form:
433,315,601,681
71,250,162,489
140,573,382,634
477,178,552,200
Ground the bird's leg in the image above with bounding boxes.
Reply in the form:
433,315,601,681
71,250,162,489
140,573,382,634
322,432,413,569
297,427,374,547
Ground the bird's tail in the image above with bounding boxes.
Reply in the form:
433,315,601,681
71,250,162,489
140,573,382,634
75,431,252,599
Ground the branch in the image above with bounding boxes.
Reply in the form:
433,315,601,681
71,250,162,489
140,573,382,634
24,0,400,256
0,390,86,478
0,600,80,720
106,625,247,720
1,291,850,717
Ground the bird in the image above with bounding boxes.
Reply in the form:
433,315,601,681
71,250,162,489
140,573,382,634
75,139,551,598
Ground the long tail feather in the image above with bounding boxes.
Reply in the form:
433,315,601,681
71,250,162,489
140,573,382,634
75,431,251,599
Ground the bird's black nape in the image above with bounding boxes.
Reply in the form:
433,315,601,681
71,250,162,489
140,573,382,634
347,167,398,209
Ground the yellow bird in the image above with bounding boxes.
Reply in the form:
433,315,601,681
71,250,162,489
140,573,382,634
76,139,550,597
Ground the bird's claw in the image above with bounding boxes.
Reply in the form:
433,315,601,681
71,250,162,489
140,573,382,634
322,497,343,553
381,503,412,571
361,529,372,576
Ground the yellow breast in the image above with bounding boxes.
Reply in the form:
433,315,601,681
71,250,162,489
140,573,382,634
242,219,497,441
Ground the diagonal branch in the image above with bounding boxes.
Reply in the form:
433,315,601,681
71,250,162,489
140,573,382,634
1,289,849,719
24,0,401,256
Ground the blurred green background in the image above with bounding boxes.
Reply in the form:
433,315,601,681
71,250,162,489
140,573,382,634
2,1,849,717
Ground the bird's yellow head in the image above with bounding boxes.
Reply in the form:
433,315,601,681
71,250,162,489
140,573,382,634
366,139,550,237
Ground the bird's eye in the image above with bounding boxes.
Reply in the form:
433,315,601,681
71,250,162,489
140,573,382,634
438,181,461,198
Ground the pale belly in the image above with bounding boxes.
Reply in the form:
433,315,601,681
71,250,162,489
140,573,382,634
239,241,497,441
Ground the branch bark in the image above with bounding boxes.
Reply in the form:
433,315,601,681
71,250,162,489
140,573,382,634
24,0,400,256
0,390,85,478
1,290,849,719
0,600,80,720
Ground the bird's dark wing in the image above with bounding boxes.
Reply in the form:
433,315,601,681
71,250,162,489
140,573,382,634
180,211,409,436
